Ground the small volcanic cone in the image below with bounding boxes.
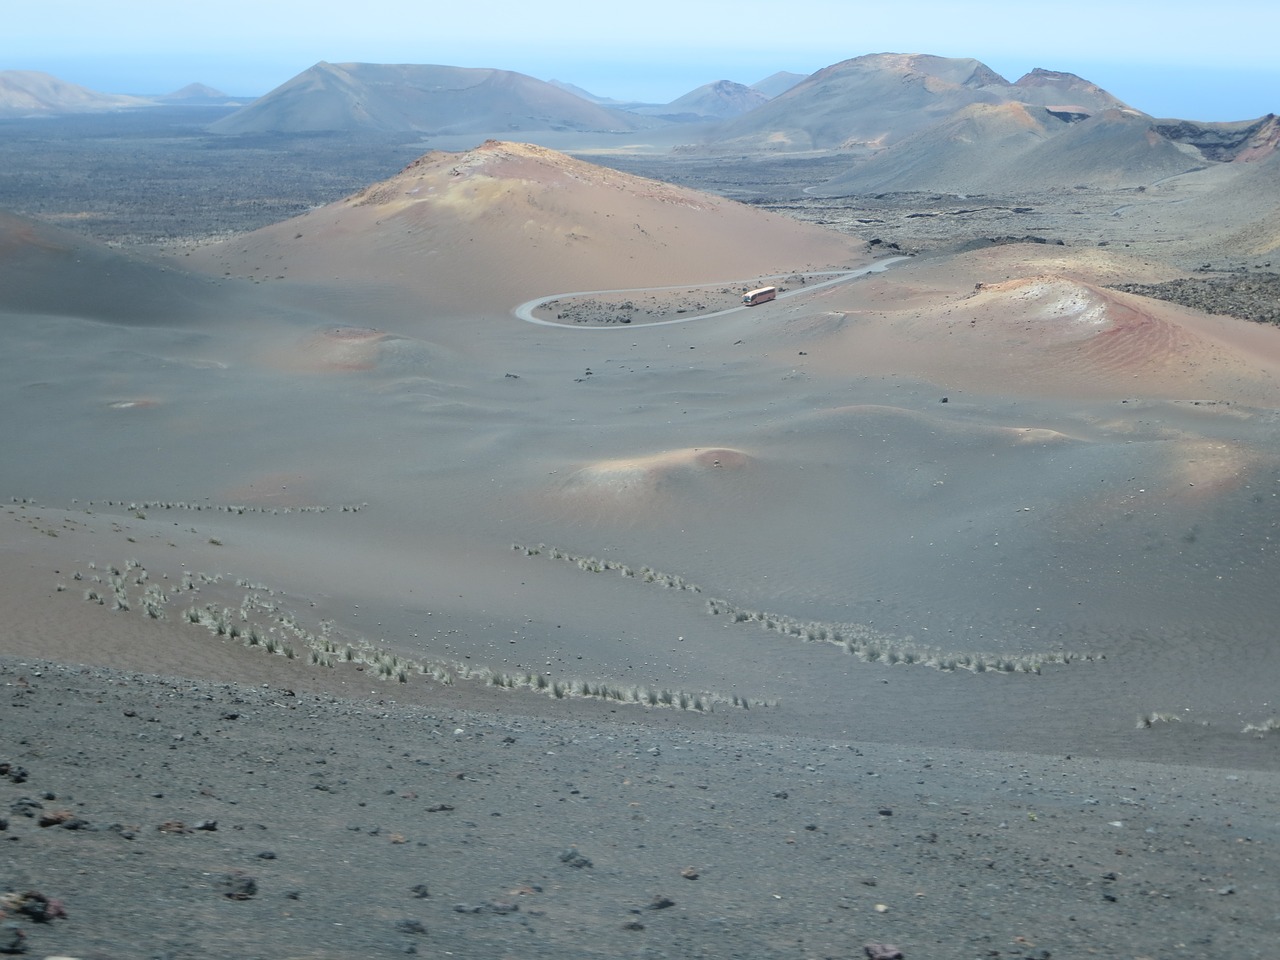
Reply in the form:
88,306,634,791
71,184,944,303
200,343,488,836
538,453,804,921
184,141,869,317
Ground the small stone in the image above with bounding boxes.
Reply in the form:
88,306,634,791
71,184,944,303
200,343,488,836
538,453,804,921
9,799,42,818
622,920,645,931
410,884,430,899
865,943,904,960
218,872,257,900
645,896,675,910
680,867,699,880
0,922,25,954
558,847,592,869
14,891,67,923
257,850,277,859
395,919,427,935
193,819,218,831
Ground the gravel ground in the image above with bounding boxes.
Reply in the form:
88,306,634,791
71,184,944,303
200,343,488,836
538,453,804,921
4,656,1277,959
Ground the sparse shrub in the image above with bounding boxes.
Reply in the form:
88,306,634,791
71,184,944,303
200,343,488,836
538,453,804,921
1242,717,1280,736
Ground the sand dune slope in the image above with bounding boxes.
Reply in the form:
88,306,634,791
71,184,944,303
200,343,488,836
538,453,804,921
554,447,753,510
184,141,871,317
0,210,235,326
806,254,1280,403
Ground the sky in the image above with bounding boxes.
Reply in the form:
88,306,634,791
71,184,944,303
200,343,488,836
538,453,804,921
4,0,1278,121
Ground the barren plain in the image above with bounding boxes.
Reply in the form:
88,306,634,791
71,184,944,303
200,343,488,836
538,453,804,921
1,106,1277,959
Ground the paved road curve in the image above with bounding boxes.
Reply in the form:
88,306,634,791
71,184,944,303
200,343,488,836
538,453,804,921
512,257,909,329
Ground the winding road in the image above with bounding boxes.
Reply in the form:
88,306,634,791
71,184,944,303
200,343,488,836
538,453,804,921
512,257,909,329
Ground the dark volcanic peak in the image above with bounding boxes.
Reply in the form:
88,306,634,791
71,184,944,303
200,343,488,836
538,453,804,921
666,80,769,119
0,69,148,117
209,61,644,135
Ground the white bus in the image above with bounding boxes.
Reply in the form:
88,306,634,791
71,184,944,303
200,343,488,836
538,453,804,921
742,286,777,306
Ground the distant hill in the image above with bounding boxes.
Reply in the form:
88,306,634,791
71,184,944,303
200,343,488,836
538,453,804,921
158,82,235,104
811,105,1208,195
750,71,807,98
698,53,1130,153
809,105,1280,196
546,79,621,105
209,62,646,135
0,70,149,117
622,80,770,121
665,80,770,119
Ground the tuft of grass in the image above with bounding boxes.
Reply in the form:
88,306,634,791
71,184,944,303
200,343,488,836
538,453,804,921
1242,717,1280,736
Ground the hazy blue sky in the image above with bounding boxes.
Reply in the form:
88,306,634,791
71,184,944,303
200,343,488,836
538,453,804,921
4,0,1278,120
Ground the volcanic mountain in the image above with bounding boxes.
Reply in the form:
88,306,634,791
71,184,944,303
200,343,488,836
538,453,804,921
812,105,1205,194
657,80,770,120
0,70,148,117
208,62,645,135
184,140,871,316
698,53,1131,153
158,82,235,104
